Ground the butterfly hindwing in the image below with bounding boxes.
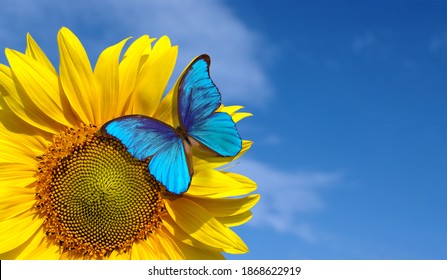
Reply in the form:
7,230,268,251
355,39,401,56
102,115,192,194
188,112,242,157
148,138,191,195
178,55,242,157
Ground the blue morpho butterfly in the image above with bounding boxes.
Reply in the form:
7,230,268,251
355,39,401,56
101,54,242,195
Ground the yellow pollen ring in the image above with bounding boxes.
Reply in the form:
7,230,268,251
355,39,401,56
35,124,166,258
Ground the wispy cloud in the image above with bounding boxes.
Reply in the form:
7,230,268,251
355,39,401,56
351,31,394,63
262,134,282,146
352,31,377,52
232,159,343,243
0,0,272,106
429,33,447,53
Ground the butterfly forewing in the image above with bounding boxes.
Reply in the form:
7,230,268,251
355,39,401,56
178,55,221,130
102,115,177,161
102,115,192,194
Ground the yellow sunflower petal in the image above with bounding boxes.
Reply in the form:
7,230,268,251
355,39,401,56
153,87,175,126
0,135,36,156
216,211,253,227
219,105,244,115
131,36,178,116
187,194,260,217
0,140,37,165
188,169,256,198
131,239,158,259
0,211,41,254
0,186,35,221
174,241,225,260
0,226,47,259
94,38,129,123
58,27,97,124
150,229,185,259
122,35,154,59
0,177,35,189
162,214,208,249
0,65,62,134
0,164,36,188
0,200,35,222
194,140,253,169
161,227,224,260
120,36,155,116
219,105,253,123
16,227,60,260
6,49,74,128
0,107,52,141
0,124,49,155
108,250,131,260
165,198,248,254
25,33,57,74
232,112,253,123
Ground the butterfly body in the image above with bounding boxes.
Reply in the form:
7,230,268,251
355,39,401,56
175,126,190,144
102,55,242,195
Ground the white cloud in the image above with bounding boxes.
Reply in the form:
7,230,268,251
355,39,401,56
231,159,343,243
352,32,377,52
429,33,447,53
262,134,282,146
0,0,272,106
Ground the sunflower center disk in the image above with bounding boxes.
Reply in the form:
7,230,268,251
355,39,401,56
35,124,166,258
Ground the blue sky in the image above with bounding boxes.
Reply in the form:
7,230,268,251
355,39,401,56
1,0,447,259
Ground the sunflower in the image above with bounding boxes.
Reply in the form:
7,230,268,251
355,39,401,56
0,27,258,260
